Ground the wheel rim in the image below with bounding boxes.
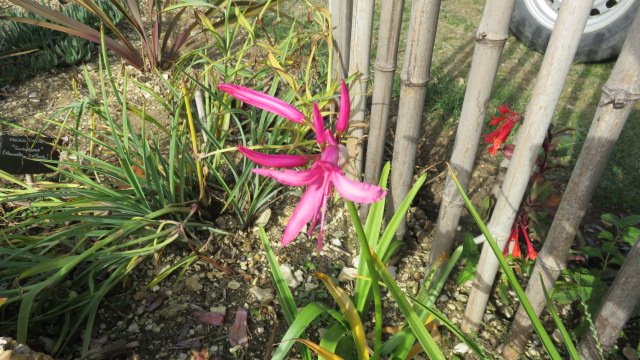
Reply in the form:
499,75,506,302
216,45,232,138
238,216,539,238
522,0,637,33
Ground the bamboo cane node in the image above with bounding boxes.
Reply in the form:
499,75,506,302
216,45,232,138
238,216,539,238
354,75,371,83
373,62,397,72
400,76,431,87
600,85,640,109
474,32,507,47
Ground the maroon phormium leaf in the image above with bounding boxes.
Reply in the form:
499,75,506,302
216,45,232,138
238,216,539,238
193,311,225,326
228,307,248,347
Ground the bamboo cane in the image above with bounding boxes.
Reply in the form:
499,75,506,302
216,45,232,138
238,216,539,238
461,0,595,332
363,0,405,188
502,8,640,358
346,0,375,178
579,236,640,359
429,0,516,268
328,0,352,82
390,0,441,237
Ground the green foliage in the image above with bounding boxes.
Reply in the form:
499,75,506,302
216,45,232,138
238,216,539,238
456,233,480,284
449,167,569,360
0,0,121,81
263,165,491,359
552,213,640,337
0,54,225,357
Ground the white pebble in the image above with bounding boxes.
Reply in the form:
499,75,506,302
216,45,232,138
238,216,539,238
454,342,470,354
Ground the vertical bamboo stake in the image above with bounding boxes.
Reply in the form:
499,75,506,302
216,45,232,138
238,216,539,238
502,8,640,358
329,0,352,82
390,0,441,236
579,236,640,359
461,0,595,332
363,0,405,188
346,0,375,178
429,0,516,268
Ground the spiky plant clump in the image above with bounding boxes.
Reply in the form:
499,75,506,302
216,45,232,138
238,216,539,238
0,0,122,81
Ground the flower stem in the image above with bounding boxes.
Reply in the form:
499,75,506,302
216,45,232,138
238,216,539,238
181,80,205,201
346,200,381,360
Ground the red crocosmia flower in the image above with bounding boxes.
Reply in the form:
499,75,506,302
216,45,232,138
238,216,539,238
221,80,386,250
483,104,522,157
521,223,538,260
503,222,522,259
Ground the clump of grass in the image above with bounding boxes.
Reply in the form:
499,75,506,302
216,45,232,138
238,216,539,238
0,55,226,356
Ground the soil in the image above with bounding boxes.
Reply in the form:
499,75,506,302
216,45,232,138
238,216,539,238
1,1,639,360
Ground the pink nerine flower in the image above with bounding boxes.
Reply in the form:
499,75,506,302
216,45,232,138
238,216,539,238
221,80,386,250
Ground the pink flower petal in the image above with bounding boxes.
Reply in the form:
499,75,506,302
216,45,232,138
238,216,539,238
193,311,225,326
237,146,309,168
282,180,324,246
253,167,320,187
313,102,326,145
229,307,249,347
218,84,305,123
329,166,387,203
337,79,350,132
325,130,338,147
320,144,340,164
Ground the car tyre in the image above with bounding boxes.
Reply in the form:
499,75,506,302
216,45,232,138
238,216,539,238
510,0,640,62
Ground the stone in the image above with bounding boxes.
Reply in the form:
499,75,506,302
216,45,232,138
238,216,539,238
249,286,274,304
280,264,299,288
623,346,639,360
254,208,271,227
28,92,40,103
127,322,140,333
227,281,241,290
386,266,397,279
304,282,319,291
338,267,358,282
186,275,203,291
454,342,470,354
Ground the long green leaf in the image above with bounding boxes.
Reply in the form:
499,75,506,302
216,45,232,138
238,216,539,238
540,274,581,360
371,250,446,360
259,226,311,360
271,302,346,360
448,166,563,360
355,171,427,314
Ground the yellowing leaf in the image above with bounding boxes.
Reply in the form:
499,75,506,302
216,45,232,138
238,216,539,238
283,338,345,360
267,52,298,92
315,273,369,360
234,7,254,42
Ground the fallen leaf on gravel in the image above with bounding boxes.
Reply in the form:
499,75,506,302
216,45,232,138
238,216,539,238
193,310,225,326
176,336,205,348
228,307,248,347
144,297,164,312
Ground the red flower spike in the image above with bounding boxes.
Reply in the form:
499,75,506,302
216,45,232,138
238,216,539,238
512,237,522,258
504,222,522,258
521,223,538,260
483,104,522,157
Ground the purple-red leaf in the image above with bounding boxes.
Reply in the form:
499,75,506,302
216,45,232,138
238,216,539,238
229,307,248,347
193,311,225,326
